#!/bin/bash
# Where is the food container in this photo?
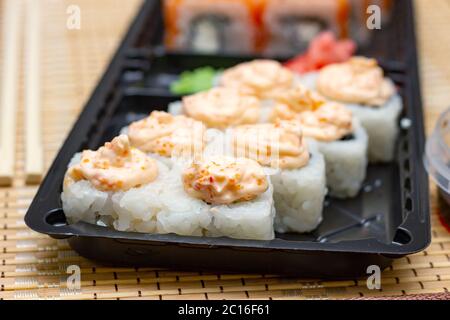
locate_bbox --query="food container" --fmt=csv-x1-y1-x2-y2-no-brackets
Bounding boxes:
25,0,431,278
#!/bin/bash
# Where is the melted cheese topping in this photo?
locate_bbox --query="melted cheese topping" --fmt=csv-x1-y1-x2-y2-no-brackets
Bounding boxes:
231,120,310,169
270,83,326,112
128,111,206,158
183,156,268,205
297,102,353,142
66,135,158,191
220,60,294,99
317,56,396,107
269,85,354,142
182,87,260,129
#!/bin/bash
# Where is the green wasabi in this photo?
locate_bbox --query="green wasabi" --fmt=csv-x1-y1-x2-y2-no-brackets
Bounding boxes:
170,67,219,95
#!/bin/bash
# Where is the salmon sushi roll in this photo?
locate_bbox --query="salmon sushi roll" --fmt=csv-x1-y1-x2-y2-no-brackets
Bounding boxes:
164,0,263,54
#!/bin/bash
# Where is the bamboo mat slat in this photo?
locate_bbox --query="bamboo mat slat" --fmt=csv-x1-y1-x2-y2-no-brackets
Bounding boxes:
23,0,44,184
0,0,450,300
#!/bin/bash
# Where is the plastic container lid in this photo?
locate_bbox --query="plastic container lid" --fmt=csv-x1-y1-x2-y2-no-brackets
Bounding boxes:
424,107,450,195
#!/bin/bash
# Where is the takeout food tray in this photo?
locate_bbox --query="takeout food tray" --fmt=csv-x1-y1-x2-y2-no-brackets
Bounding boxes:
25,0,430,277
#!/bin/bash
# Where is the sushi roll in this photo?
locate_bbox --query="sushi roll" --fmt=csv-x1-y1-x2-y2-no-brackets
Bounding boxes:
228,120,326,233
219,60,295,101
61,135,179,233
125,111,207,167
164,0,262,54
182,156,275,240
168,87,265,128
301,57,402,162
270,88,368,198
261,0,350,56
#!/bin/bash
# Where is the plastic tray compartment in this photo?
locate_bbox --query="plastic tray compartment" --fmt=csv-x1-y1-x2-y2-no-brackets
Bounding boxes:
25,0,430,278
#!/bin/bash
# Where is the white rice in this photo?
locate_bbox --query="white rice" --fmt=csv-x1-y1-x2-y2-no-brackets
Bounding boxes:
271,140,326,233
346,95,402,162
168,101,183,116
295,72,319,91
298,71,402,162
206,183,275,240
61,179,112,225
155,165,211,237
212,72,223,87
314,119,368,198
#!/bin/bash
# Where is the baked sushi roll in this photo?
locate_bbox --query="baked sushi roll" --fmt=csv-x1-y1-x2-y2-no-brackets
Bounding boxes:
181,156,275,240
124,111,207,167
270,91,368,198
168,87,265,128
261,0,350,56
164,0,261,54
302,57,402,162
61,135,177,232
229,120,326,233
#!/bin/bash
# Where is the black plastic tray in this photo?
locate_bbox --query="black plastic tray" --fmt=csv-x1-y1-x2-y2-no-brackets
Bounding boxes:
25,0,431,278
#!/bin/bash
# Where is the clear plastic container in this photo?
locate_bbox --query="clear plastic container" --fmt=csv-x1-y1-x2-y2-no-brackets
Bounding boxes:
424,107,450,204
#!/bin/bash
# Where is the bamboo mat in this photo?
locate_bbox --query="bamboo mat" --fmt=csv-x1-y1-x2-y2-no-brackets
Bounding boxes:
0,0,450,300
